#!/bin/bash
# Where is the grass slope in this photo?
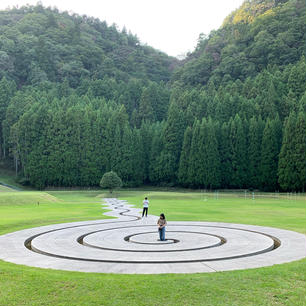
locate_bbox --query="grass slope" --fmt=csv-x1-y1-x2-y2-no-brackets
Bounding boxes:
0,191,111,235
0,190,305,306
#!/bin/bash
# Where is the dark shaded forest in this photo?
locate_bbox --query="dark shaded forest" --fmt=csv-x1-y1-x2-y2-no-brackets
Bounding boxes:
0,0,305,191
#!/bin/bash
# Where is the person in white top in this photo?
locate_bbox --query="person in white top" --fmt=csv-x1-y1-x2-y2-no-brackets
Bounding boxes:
142,197,149,217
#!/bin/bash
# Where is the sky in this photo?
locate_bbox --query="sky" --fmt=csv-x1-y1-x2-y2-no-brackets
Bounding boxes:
0,0,243,57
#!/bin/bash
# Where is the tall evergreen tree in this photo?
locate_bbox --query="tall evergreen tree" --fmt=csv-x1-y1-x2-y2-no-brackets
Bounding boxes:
178,126,192,186
258,79,278,119
217,122,232,188
247,116,264,189
119,124,134,185
299,91,306,113
0,77,16,157
287,57,306,100
200,118,221,188
138,87,155,123
278,112,297,191
215,93,233,123
130,128,145,185
139,121,153,182
187,120,201,187
229,114,248,188
159,99,186,183
278,111,306,191
294,110,306,191
260,117,282,191
148,122,164,184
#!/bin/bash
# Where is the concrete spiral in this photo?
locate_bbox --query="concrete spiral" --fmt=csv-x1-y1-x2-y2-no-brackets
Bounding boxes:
0,198,305,274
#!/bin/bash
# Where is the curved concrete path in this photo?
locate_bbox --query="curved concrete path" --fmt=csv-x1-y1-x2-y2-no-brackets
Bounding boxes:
0,198,305,274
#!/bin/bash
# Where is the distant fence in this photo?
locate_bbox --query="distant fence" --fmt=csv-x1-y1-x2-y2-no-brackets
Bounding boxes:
199,190,306,201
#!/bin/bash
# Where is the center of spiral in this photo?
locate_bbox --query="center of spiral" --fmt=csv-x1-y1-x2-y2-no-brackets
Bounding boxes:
124,232,180,244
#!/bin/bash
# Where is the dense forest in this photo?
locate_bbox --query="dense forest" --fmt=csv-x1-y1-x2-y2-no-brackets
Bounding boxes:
0,0,305,191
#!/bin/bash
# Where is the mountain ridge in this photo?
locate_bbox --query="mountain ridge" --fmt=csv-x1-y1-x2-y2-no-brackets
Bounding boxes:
0,3,178,87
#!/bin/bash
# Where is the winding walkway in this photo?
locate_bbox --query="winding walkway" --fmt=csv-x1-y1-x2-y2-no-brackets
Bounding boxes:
0,198,305,274
0,181,22,191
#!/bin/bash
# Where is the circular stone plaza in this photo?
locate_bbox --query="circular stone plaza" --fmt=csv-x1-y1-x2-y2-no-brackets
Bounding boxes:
0,198,305,274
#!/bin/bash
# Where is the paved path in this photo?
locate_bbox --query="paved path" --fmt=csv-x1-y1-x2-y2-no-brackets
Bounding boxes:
0,198,305,274
0,181,22,191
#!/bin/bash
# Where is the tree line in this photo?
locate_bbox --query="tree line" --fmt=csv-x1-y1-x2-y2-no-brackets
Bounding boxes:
1,58,305,191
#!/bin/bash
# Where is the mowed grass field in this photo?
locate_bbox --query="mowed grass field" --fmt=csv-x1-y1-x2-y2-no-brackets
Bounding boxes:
0,189,305,306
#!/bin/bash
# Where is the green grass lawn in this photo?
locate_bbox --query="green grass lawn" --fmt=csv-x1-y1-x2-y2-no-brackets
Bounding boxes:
0,190,305,306
119,190,306,234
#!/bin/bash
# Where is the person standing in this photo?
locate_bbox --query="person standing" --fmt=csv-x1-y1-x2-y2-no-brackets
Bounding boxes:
157,213,167,241
142,197,149,217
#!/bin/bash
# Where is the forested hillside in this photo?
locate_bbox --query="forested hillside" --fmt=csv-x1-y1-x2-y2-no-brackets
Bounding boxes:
0,0,305,191
0,4,177,85
173,0,305,86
